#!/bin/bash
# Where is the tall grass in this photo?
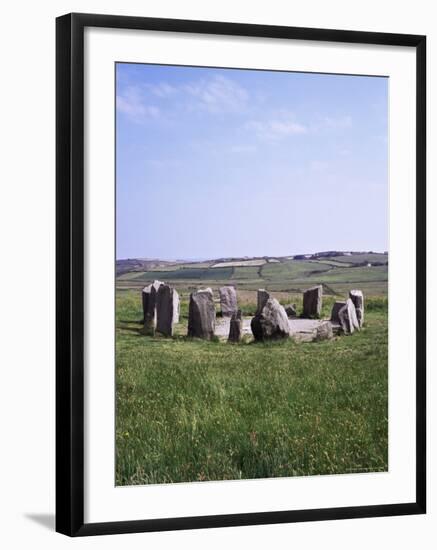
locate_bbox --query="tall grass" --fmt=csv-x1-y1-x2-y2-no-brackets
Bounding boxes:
116,291,388,485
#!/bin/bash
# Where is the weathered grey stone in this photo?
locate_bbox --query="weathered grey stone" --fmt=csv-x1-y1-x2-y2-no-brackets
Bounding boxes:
338,298,360,335
315,321,333,341
289,318,335,342
188,288,216,340
172,291,180,324
289,318,322,341
142,280,163,334
156,284,179,337
228,310,242,343
302,285,323,318
219,286,238,317
285,304,297,318
251,297,289,341
330,301,346,324
349,289,364,328
256,289,270,314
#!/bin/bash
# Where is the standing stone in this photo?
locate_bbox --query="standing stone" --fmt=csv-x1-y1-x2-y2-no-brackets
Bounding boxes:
315,321,334,341
251,297,289,341
285,304,297,318
338,298,360,335
330,301,346,324
256,289,270,314
172,291,180,324
156,284,180,337
228,310,243,343
188,288,216,339
219,286,238,317
142,280,163,335
349,289,364,328
302,285,323,318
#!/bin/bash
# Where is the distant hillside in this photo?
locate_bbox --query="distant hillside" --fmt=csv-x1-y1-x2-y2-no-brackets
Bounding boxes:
116,251,388,274
116,251,389,296
292,251,388,263
116,258,183,276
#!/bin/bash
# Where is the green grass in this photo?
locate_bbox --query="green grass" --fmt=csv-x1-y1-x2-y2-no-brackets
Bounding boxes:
307,259,353,267
116,290,388,485
232,266,262,280
117,255,388,296
128,266,233,281
261,259,332,280
293,265,388,284
331,253,388,265
149,261,214,271
323,281,388,297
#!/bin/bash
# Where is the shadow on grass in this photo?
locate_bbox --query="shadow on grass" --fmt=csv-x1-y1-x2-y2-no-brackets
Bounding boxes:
117,324,145,336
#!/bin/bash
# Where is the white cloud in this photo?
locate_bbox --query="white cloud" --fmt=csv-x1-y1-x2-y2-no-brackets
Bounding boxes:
146,82,178,98
118,75,250,120
116,86,160,122
184,74,249,114
245,111,353,141
246,115,308,141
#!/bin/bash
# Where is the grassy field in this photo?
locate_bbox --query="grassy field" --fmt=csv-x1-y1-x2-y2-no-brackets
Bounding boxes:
116,286,388,485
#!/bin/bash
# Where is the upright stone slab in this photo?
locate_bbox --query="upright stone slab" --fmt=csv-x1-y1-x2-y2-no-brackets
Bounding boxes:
188,288,216,340
256,289,270,314
349,289,364,328
156,284,179,337
172,291,180,324
251,297,289,341
142,280,163,334
228,310,242,343
302,285,323,318
330,301,346,324
338,298,360,335
219,286,238,317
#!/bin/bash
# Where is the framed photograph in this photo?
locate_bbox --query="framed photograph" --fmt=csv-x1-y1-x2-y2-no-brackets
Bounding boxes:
56,13,426,536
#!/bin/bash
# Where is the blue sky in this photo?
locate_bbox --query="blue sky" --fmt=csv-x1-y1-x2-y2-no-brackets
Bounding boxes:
116,63,388,260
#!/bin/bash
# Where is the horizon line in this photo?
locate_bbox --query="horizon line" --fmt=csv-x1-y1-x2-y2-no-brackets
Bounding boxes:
116,249,389,262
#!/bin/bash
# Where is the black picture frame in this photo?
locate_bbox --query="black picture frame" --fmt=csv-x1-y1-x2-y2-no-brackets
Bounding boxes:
56,12,426,537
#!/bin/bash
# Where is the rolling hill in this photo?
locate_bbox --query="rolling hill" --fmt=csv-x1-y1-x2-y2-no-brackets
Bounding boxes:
116,251,388,297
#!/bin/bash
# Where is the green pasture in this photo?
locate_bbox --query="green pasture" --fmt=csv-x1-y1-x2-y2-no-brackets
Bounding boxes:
116,289,388,486
116,254,388,297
